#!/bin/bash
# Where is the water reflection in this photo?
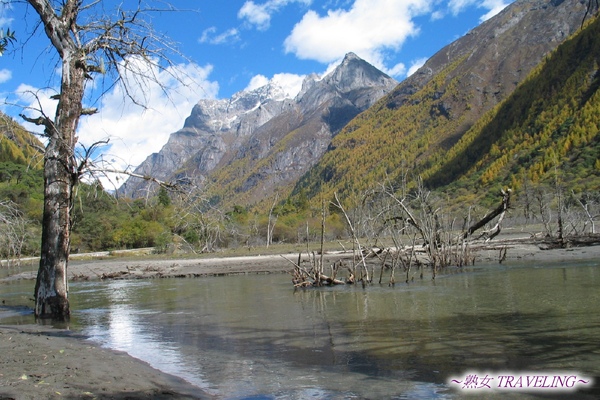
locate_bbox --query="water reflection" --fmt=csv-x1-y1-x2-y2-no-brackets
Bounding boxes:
1,261,599,398
75,280,216,394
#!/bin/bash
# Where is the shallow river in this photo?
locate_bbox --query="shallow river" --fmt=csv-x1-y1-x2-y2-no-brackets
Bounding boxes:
1,260,600,399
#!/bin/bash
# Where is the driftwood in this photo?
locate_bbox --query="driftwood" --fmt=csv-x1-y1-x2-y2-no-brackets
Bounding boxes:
286,254,347,287
289,187,514,288
463,189,511,240
333,193,370,283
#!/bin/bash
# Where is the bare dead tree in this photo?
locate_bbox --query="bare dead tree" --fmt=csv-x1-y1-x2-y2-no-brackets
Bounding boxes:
286,202,346,288
463,189,512,241
332,192,370,284
534,186,554,237
379,178,450,275
288,181,514,289
14,0,193,320
574,191,599,234
0,200,29,267
266,193,279,248
169,183,225,254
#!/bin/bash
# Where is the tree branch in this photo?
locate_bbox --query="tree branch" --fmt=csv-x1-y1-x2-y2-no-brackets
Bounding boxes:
86,167,177,190
81,107,98,116
27,0,77,57
19,113,48,126
463,189,512,240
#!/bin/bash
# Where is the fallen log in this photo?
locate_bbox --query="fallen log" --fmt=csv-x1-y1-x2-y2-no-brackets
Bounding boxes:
463,188,512,241
318,274,346,285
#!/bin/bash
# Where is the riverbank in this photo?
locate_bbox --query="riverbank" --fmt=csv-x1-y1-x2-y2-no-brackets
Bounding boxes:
3,234,600,282
0,325,211,400
1,234,599,399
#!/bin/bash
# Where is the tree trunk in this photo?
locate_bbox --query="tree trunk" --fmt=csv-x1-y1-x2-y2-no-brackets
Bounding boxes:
34,136,74,320
33,51,85,320
24,0,182,319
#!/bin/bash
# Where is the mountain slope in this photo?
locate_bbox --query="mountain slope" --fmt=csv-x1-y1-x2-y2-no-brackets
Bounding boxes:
118,81,294,198
0,112,43,166
424,13,600,196
120,53,397,205
292,0,589,204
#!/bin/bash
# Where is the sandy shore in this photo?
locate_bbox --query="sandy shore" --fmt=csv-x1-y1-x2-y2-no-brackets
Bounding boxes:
4,235,600,283
0,325,211,399
2,252,330,282
1,235,599,399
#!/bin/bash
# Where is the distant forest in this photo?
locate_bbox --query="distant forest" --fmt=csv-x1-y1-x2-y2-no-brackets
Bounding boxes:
2,14,600,260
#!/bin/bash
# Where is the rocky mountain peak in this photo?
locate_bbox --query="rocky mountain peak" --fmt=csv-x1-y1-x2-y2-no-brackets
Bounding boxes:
342,52,360,62
323,52,395,93
181,79,291,134
297,73,321,99
232,79,289,105
119,53,397,201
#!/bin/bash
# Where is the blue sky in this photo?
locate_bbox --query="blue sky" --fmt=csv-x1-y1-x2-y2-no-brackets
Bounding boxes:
0,0,512,188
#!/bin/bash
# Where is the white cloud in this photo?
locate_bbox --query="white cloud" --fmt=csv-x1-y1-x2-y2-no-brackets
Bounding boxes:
448,0,472,15
238,0,312,30
449,0,511,21
272,72,305,98
239,1,272,30
386,62,406,78
0,2,13,28
199,27,240,45
0,68,11,83
283,0,431,69
283,0,513,78
431,10,444,21
478,1,511,22
407,57,427,76
0,17,11,28
245,74,270,91
75,61,219,188
245,72,306,99
13,60,217,188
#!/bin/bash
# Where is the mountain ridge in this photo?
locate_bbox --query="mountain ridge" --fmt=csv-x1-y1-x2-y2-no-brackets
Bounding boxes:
120,0,593,212
119,53,397,203
291,0,591,204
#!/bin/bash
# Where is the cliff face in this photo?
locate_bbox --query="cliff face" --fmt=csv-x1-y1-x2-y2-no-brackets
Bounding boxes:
119,53,397,203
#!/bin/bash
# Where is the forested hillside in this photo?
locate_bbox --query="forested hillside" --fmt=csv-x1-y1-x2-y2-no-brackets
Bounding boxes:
292,11,600,208
424,15,600,197
0,114,43,165
0,114,176,257
3,5,599,257
0,114,44,260
0,112,298,255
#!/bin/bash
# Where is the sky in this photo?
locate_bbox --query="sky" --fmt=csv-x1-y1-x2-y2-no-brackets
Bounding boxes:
0,0,513,188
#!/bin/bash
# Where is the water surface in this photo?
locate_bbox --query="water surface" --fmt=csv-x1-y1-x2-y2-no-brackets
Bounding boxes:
1,260,599,399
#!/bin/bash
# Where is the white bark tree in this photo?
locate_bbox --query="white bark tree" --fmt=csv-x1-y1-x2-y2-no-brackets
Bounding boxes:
16,0,187,320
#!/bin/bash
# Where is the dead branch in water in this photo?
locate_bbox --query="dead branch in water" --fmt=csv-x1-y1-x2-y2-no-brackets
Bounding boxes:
285,254,346,287
288,184,514,288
